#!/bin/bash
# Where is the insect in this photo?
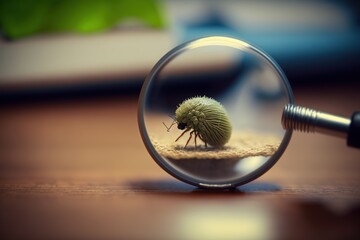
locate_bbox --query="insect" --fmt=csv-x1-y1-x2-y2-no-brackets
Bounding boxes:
163,96,232,148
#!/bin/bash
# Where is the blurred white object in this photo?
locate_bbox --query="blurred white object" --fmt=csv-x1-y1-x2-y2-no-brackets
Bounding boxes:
0,30,174,88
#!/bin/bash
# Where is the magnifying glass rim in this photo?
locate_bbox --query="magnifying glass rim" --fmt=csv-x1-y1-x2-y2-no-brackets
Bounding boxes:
138,36,294,189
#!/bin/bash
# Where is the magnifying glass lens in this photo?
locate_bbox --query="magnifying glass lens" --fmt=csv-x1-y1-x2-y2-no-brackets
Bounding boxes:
138,37,294,188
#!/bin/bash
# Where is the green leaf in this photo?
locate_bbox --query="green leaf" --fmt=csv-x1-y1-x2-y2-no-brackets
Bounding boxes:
46,0,116,32
0,0,166,39
0,0,52,39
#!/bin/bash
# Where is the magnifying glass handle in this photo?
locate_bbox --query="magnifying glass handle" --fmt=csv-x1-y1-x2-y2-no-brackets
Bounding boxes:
282,104,360,148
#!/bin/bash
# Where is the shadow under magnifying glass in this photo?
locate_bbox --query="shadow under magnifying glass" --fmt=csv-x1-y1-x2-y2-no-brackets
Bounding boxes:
127,179,281,194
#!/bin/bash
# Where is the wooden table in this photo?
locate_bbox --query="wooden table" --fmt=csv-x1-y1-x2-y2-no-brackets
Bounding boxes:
1,82,359,240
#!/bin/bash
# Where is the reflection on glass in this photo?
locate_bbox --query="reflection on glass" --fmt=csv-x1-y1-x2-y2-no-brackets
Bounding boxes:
139,37,293,188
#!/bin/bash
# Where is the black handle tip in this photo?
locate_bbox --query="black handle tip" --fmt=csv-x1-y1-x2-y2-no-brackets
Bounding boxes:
347,112,360,148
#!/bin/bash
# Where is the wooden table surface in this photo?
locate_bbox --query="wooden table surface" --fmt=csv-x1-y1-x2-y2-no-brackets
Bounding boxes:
1,82,360,240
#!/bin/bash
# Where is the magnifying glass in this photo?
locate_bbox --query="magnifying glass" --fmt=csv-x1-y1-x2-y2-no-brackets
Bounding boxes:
138,36,360,189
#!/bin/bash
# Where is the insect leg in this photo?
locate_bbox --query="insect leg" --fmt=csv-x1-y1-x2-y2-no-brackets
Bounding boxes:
175,128,191,142
185,130,194,148
198,134,208,148
194,132,198,148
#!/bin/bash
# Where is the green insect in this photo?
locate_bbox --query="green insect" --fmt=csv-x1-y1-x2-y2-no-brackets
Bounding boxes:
163,96,232,148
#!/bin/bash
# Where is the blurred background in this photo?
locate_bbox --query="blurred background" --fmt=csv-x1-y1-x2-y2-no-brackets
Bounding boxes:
1,1,360,239
0,0,360,103
0,0,360,239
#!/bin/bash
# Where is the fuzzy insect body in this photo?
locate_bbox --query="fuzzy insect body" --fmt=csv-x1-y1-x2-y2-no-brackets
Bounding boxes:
174,96,232,148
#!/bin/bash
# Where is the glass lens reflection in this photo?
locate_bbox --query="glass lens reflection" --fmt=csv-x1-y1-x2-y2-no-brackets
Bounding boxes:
139,37,292,187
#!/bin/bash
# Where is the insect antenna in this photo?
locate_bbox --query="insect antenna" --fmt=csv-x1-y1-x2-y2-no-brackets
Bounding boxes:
168,114,176,120
162,115,176,132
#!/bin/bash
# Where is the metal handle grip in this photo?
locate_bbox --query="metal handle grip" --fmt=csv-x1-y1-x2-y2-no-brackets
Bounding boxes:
282,104,360,148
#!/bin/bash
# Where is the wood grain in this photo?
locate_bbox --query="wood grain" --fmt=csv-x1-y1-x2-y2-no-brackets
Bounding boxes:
1,83,360,239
